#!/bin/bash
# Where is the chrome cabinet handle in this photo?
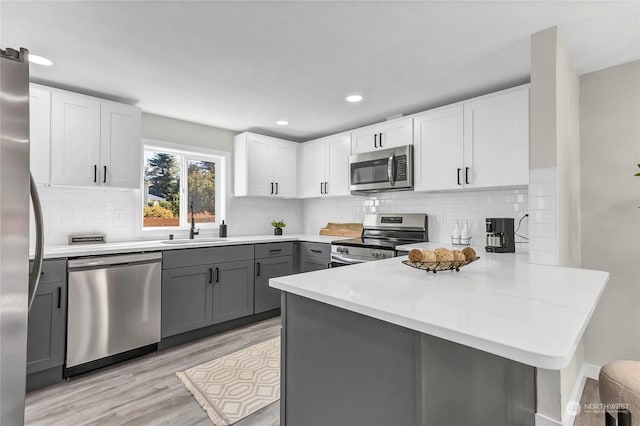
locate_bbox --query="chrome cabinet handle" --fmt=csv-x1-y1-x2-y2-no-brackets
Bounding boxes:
275,182,279,195
209,268,213,283
103,165,107,183
256,262,261,277
457,168,462,185
93,165,97,183
379,133,383,148
271,182,274,194
387,153,395,186
465,167,470,185
28,173,44,310
320,182,324,194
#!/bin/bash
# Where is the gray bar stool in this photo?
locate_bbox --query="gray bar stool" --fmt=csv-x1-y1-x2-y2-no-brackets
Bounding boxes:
599,360,640,426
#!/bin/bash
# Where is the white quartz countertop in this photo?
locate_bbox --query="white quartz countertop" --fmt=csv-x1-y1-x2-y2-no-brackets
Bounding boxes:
270,242,609,370
37,234,336,259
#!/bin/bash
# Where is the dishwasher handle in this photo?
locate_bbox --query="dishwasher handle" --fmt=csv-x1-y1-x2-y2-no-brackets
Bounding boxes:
68,252,162,270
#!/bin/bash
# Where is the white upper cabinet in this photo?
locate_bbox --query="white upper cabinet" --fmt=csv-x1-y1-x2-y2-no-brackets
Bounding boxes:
413,85,529,191
273,140,298,198
413,104,464,192
100,101,142,189
463,87,529,188
29,84,51,185
51,90,101,186
301,133,350,198
234,132,298,198
50,87,141,188
350,116,413,154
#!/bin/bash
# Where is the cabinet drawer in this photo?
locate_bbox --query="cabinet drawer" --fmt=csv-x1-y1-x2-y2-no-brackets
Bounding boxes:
300,242,330,259
163,245,254,269
255,242,293,259
30,259,67,285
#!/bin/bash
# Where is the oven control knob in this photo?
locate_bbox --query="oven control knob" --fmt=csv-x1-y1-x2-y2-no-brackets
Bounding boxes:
337,247,343,253
344,248,349,254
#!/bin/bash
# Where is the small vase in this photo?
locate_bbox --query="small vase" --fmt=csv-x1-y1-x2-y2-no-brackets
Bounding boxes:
274,227,283,235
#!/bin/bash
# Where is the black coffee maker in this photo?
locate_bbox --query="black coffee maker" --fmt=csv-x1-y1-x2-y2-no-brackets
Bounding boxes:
485,218,515,253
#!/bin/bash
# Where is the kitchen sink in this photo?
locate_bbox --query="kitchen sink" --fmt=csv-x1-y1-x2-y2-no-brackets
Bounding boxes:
160,238,228,245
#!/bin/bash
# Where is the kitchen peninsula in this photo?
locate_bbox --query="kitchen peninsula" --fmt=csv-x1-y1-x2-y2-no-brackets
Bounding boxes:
271,244,609,426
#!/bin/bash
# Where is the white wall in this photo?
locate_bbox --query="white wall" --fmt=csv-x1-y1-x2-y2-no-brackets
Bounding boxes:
303,188,528,244
581,60,640,366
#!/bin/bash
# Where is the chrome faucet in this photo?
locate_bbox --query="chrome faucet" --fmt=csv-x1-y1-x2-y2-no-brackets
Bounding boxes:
189,201,199,239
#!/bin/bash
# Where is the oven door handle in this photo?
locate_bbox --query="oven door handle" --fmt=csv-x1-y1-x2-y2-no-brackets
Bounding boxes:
388,152,395,186
331,255,367,265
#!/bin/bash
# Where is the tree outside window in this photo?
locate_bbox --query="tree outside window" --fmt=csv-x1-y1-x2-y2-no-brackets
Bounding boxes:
143,148,217,228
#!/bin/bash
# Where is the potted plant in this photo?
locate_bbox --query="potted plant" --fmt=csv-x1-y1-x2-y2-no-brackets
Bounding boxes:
271,219,286,235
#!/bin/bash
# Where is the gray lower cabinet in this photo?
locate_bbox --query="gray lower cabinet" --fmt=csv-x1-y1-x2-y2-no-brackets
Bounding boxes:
212,260,254,324
161,245,256,338
27,281,66,374
254,256,293,313
161,265,214,338
299,242,330,273
27,259,67,391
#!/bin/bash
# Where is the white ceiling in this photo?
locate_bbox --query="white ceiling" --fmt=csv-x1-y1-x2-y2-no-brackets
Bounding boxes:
1,1,639,141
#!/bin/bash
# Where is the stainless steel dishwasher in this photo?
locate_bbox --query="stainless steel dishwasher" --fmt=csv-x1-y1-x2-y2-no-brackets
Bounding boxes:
66,252,162,370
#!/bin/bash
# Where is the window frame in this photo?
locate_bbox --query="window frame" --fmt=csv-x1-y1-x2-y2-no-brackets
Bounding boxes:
140,139,227,234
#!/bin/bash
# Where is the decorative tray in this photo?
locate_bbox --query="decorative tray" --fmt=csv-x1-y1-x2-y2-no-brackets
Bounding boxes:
402,257,480,273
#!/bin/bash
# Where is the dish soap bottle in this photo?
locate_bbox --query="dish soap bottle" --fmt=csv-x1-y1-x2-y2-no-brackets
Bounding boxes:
219,220,227,238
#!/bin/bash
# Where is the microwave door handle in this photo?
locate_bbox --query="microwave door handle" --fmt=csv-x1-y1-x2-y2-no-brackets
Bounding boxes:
388,152,395,186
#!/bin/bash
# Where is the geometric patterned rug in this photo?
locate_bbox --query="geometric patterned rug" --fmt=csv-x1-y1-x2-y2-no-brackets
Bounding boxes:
176,337,281,426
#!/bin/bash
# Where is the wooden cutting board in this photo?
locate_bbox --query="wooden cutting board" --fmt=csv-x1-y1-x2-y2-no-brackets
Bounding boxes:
319,223,363,238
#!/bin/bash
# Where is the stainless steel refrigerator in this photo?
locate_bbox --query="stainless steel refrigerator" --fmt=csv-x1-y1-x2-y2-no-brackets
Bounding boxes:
0,47,45,425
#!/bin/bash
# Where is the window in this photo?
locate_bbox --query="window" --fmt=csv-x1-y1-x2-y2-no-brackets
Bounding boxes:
143,144,224,229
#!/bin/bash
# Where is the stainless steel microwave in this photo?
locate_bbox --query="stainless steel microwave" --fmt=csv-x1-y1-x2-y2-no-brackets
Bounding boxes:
349,145,413,194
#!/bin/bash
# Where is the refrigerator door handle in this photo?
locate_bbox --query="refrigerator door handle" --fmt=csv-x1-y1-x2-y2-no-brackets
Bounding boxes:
28,173,44,310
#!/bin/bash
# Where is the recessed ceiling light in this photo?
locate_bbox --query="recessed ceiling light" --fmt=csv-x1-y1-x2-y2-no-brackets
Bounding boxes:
28,54,53,66
346,95,363,103
276,120,289,126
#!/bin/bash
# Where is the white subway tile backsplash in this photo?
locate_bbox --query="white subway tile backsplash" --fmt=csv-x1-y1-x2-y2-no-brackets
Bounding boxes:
529,223,557,238
528,182,557,197
528,196,557,211
302,188,528,244
528,167,558,266
529,210,557,224
529,250,558,266
529,167,557,183
529,237,558,252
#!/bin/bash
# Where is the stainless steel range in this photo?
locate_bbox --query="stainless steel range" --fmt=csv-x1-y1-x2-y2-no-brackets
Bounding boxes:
331,213,428,266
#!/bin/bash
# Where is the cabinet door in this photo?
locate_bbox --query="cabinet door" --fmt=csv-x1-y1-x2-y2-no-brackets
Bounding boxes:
378,117,413,150
350,128,378,154
273,140,298,198
27,282,66,374
463,88,529,188
301,141,326,198
325,134,351,196
29,85,51,185
212,260,254,324
301,255,330,272
100,101,141,189
351,117,413,154
413,105,464,191
246,134,275,197
50,90,101,186
161,265,213,337
255,256,293,313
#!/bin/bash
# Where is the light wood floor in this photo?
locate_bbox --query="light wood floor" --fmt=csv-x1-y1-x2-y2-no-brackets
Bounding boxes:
25,317,281,426
575,378,604,426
